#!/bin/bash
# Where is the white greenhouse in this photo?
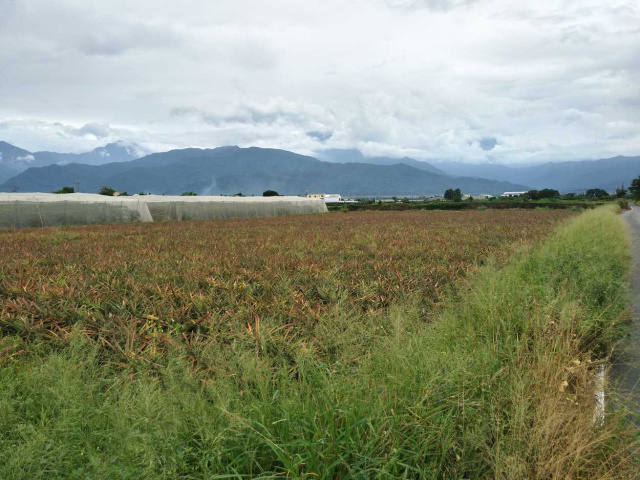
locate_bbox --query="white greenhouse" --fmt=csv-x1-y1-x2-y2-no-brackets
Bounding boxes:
0,193,154,229
141,195,327,222
0,193,328,229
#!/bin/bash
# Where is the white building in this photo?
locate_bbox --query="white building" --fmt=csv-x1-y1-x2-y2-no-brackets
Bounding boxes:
500,191,528,198
307,193,343,204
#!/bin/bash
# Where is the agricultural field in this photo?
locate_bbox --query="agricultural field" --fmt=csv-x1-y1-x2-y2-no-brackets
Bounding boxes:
1,210,571,364
1,208,636,478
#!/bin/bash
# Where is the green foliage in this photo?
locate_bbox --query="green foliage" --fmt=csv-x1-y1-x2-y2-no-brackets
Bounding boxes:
630,175,640,200
262,190,279,197
618,198,630,210
52,186,75,194
98,186,116,196
585,188,609,198
525,188,560,200
444,188,462,202
180,191,197,196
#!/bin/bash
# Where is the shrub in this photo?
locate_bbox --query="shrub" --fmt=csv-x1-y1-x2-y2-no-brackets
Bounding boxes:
53,186,75,194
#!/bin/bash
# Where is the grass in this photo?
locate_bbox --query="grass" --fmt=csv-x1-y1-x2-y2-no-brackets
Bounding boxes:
1,208,637,478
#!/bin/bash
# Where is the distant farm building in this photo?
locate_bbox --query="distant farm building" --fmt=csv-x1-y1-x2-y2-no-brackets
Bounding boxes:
500,191,528,198
307,193,343,204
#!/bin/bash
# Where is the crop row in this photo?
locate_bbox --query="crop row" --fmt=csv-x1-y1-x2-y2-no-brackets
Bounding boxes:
1,210,574,369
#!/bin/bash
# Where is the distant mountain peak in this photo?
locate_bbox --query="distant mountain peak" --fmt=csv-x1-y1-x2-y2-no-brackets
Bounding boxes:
93,141,142,159
0,141,35,165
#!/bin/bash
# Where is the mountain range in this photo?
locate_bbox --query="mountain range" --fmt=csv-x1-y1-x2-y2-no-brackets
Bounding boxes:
1,141,639,196
434,157,640,192
318,149,640,193
0,144,526,196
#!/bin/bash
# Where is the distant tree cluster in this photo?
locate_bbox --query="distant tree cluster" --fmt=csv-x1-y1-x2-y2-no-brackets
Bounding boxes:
53,186,75,194
616,186,627,198
585,188,609,198
524,189,560,200
263,190,279,197
181,191,198,196
630,177,640,200
444,188,462,202
98,186,128,196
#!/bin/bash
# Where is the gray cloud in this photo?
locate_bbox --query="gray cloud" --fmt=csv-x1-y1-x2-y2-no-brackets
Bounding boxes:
307,131,333,142
77,25,179,56
381,0,478,11
171,99,334,129
0,0,638,163
479,138,498,151
66,123,114,138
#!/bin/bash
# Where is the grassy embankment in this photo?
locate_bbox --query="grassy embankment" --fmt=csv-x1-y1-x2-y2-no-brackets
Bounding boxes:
0,208,637,478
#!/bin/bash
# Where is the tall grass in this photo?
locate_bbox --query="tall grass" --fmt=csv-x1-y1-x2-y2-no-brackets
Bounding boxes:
0,207,637,478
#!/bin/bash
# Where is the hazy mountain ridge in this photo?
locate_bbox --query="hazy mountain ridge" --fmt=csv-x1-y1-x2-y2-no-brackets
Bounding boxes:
0,142,35,183
433,156,640,192
0,141,140,184
318,149,640,193
0,144,527,196
316,148,450,176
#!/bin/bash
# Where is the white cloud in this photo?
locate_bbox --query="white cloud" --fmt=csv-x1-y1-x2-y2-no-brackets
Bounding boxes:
0,0,638,163
66,123,114,139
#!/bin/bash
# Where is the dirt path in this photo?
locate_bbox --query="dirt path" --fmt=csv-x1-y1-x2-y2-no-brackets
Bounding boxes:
612,206,640,401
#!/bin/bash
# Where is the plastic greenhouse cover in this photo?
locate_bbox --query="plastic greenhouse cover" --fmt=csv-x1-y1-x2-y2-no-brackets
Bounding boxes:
140,195,328,222
0,193,327,229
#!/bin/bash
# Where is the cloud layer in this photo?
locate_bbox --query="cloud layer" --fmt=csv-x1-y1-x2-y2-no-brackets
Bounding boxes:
0,0,639,163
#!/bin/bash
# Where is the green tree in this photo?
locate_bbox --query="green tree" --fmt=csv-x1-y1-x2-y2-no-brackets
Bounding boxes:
99,186,116,196
263,190,279,197
53,186,75,194
585,188,609,199
444,188,462,202
630,176,640,200
181,191,198,196
616,187,627,198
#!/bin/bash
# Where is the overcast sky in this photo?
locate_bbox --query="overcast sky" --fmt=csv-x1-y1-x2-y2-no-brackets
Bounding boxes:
1,0,639,163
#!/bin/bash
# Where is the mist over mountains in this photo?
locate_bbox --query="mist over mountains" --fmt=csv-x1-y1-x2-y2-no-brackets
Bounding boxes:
1,141,639,196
